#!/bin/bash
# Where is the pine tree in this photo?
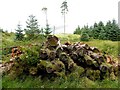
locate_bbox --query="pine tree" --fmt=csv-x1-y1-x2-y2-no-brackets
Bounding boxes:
92,21,104,39
44,24,52,35
74,25,81,34
104,20,119,41
61,0,68,34
98,28,106,40
24,15,40,39
15,23,24,40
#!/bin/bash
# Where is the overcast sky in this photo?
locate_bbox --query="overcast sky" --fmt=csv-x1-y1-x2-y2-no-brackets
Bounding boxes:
0,0,119,34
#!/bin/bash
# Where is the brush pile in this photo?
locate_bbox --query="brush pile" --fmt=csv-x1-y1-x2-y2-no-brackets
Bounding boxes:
1,35,119,81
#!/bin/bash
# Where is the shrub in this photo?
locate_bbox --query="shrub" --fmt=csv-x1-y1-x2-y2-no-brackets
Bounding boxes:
80,33,89,41
20,46,40,66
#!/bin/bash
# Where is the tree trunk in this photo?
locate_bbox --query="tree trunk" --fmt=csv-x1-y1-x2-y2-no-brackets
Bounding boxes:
64,13,65,35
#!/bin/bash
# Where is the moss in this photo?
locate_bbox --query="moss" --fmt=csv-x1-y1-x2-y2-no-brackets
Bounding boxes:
37,60,51,70
29,67,38,75
110,72,116,81
51,59,65,72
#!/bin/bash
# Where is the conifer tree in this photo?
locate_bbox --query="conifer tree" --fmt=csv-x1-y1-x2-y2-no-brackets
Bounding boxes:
15,23,24,40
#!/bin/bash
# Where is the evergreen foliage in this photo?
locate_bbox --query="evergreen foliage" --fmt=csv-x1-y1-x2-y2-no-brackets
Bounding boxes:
44,24,52,35
15,24,24,40
74,20,120,41
80,32,89,41
24,15,40,39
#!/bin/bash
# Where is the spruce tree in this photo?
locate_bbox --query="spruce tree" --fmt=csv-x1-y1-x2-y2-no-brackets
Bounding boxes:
74,25,81,34
15,23,24,40
24,15,40,39
44,24,52,35
109,20,120,41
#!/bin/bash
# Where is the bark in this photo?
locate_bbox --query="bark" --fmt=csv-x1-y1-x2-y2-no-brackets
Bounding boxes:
48,50,56,60
89,47,100,53
110,72,116,80
93,70,100,80
29,67,37,75
68,58,76,72
84,54,94,66
93,61,99,69
90,53,100,59
76,48,87,57
70,52,79,62
51,59,65,72
59,52,69,64
96,56,105,65
46,35,59,47
56,47,63,57
100,64,109,73
39,49,48,60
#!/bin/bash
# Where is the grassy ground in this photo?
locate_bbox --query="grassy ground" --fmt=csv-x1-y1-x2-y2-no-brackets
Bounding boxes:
1,33,119,88
2,75,119,88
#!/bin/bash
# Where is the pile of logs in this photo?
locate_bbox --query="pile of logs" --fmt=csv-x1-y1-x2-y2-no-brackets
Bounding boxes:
38,35,119,80
1,35,119,81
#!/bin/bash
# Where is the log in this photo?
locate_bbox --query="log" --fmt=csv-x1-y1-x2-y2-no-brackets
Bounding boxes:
87,51,93,56
62,46,71,54
76,48,87,57
29,67,37,75
70,52,79,63
78,58,85,65
54,71,66,78
37,60,51,71
68,58,77,72
39,49,48,60
84,54,94,66
46,35,59,47
76,66,85,76
89,47,100,53
113,65,118,76
100,63,109,73
59,52,69,64
80,43,90,50
86,69,95,80
96,56,105,65
93,61,99,69
51,59,65,72
108,66,114,73
46,63,55,73
101,70,110,79
67,45,74,52
90,53,100,59
86,69,94,76
93,70,100,80
64,41,71,46
56,47,63,58
48,50,56,60
110,72,116,80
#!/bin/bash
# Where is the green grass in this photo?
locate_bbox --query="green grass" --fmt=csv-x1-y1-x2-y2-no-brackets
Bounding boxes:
2,75,119,88
57,34,118,60
85,40,118,59
56,34,80,43
1,33,119,88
